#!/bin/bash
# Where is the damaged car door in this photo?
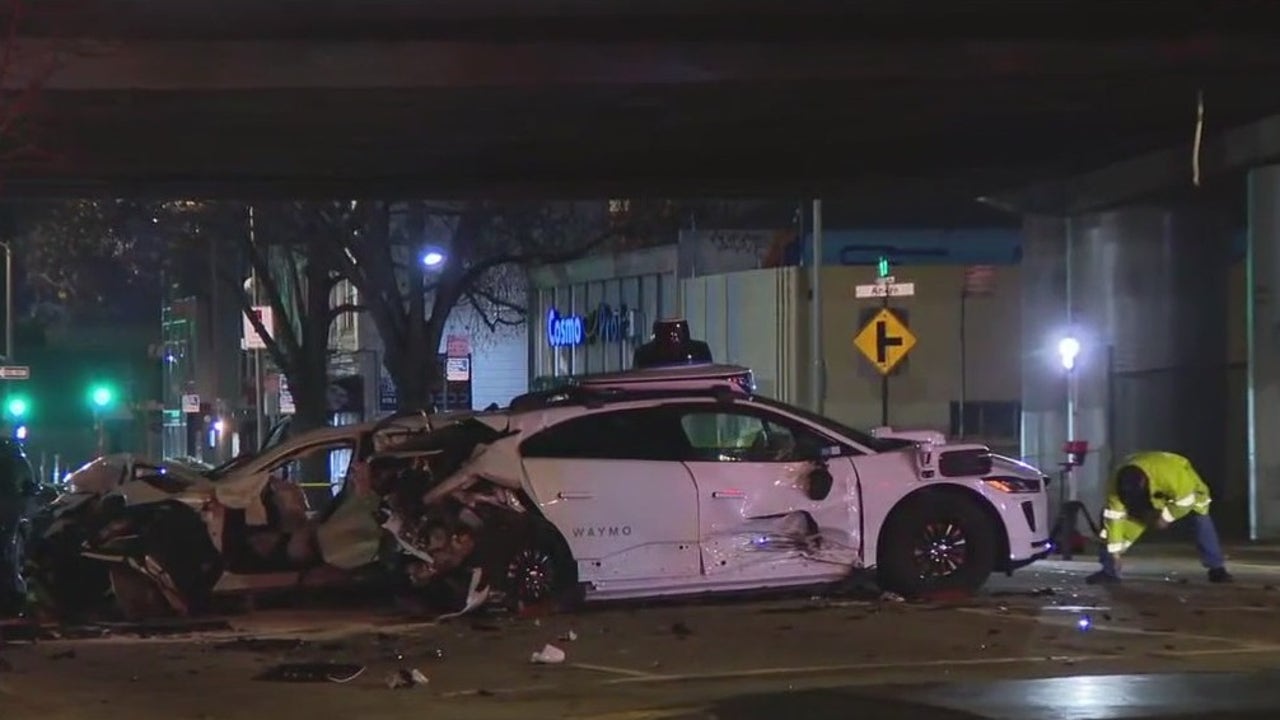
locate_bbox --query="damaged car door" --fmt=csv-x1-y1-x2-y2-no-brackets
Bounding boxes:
674,405,861,581
519,405,701,584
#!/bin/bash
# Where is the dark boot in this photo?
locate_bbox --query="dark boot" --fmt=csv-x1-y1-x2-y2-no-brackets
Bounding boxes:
1086,570,1121,585
1208,567,1234,584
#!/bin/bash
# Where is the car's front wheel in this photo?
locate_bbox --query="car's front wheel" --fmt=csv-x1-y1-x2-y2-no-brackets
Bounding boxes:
877,491,996,597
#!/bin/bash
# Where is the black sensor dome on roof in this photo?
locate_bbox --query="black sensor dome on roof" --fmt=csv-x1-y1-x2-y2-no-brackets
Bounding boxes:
633,319,713,369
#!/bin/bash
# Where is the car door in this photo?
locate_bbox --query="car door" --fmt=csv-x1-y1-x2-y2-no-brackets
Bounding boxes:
674,403,861,580
519,405,702,584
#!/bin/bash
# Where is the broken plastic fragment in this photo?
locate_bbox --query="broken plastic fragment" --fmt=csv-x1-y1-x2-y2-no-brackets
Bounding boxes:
559,630,578,642
530,644,566,664
879,591,905,603
385,667,430,689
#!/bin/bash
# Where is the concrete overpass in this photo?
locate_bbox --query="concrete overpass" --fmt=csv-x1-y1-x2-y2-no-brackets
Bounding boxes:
7,0,1280,204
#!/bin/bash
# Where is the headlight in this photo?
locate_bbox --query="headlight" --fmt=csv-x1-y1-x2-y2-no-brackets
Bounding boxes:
983,476,1043,494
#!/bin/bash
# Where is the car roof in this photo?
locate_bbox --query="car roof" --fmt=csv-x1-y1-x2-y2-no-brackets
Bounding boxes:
578,363,751,388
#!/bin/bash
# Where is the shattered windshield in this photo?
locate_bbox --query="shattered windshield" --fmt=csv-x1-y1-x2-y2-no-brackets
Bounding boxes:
205,418,294,479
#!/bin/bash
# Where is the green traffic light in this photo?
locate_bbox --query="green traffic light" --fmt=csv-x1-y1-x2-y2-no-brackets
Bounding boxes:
5,396,27,419
90,385,114,408
876,255,891,278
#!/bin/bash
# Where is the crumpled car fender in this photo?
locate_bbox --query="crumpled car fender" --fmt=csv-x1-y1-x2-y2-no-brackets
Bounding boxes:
422,438,525,506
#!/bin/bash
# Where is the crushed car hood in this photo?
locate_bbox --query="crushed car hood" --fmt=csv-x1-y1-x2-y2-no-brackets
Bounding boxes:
64,454,214,504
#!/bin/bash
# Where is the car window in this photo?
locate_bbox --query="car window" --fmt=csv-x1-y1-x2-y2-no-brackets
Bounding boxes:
677,409,830,463
270,442,356,495
520,407,687,461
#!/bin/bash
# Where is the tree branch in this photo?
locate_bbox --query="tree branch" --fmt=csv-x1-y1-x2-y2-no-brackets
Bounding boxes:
326,302,365,323
471,286,527,317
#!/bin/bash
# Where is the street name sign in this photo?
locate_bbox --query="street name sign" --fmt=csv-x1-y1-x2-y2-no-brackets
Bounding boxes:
855,282,916,299
0,365,30,380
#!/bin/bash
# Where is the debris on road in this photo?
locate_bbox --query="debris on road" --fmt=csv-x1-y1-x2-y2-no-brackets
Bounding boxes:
255,662,366,683
386,667,430,689
559,629,578,642
879,591,906,603
671,621,694,638
214,637,311,654
530,644,566,664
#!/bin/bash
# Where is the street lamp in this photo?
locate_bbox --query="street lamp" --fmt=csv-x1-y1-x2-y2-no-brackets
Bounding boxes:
421,248,446,268
1057,336,1081,372
0,241,11,364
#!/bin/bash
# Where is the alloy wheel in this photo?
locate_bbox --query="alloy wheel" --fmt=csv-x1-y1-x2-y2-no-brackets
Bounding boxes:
911,521,969,579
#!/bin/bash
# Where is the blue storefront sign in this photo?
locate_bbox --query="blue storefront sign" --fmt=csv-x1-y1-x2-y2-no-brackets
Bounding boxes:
547,307,586,347
547,303,637,348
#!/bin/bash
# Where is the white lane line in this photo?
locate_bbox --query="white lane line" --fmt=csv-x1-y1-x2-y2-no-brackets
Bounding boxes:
1147,645,1280,658
599,653,1119,685
958,606,1269,648
571,662,663,678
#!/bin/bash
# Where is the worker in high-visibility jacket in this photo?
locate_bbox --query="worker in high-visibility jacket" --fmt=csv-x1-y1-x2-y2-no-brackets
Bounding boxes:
1086,451,1232,585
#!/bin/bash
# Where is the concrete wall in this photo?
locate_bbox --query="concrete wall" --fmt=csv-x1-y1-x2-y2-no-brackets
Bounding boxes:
674,265,1022,449
821,265,1022,448
681,268,808,406
1226,260,1248,535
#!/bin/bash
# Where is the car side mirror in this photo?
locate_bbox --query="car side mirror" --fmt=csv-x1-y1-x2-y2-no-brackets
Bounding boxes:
806,465,834,501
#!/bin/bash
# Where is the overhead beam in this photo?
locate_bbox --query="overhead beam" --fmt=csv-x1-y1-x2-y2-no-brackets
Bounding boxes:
12,37,1280,91
26,0,1280,40
991,112,1280,215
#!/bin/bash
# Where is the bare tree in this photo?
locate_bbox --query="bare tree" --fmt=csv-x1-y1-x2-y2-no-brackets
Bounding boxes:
162,201,362,436
328,200,675,411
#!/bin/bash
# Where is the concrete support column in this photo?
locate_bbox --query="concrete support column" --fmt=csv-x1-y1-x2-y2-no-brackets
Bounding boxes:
1019,215,1069,476
1022,204,1231,532
1246,166,1280,539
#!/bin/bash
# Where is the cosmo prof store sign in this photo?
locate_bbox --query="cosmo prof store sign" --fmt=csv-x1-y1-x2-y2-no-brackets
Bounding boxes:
547,304,639,347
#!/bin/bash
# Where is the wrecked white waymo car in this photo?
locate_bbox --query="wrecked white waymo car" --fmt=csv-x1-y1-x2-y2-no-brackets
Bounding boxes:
25,361,1051,619
379,362,1053,610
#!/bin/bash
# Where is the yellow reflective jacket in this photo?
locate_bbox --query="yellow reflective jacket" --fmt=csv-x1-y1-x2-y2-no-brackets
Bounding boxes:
1100,451,1212,556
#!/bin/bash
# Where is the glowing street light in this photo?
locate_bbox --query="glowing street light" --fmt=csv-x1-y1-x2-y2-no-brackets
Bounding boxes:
1057,336,1081,371
421,249,446,268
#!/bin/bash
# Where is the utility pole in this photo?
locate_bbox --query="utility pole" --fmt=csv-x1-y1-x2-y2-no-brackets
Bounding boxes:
248,205,265,450
808,199,824,414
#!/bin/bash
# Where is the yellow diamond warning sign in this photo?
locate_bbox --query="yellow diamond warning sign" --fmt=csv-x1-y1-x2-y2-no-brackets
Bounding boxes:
853,308,916,375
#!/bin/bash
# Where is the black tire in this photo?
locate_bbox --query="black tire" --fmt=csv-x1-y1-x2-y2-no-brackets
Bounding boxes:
501,521,578,611
877,491,996,597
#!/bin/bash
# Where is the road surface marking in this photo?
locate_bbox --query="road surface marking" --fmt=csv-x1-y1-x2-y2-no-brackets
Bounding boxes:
958,607,1266,648
599,653,1119,685
1147,645,1280,658
571,662,664,678
571,708,704,720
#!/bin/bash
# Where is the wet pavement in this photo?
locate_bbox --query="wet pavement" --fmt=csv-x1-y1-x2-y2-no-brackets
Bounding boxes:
688,672,1280,719
4,551,1280,719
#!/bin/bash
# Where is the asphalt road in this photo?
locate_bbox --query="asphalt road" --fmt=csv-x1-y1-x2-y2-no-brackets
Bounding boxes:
5,554,1280,720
